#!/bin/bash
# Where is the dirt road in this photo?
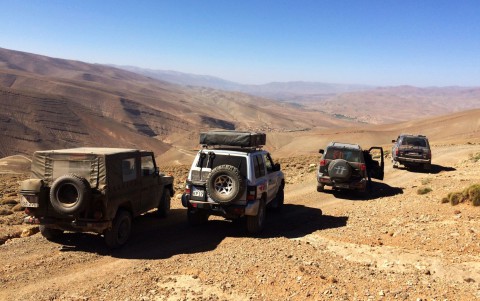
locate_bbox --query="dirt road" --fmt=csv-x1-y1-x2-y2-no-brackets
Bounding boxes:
1,144,480,300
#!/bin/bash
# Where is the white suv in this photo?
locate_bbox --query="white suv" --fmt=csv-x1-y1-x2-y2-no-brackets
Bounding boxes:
181,131,285,233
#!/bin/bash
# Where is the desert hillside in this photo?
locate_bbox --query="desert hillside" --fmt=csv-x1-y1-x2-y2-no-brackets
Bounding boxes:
0,47,353,158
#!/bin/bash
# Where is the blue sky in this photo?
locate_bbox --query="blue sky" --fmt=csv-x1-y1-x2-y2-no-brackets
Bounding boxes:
1,0,480,86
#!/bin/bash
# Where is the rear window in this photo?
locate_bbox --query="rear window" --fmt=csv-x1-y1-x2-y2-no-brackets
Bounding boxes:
196,153,247,178
52,160,92,180
324,148,362,163
402,137,427,147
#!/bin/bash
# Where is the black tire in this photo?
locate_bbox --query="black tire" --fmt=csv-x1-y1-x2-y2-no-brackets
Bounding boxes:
327,159,352,182
206,165,245,203
246,199,266,234
50,174,91,215
39,225,64,241
269,186,284,212
187,208,209,226
104,210,132,249
317,184,325,192
157,189,171,218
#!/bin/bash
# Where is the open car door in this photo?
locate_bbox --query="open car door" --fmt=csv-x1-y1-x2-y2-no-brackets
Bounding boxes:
368,147,384,180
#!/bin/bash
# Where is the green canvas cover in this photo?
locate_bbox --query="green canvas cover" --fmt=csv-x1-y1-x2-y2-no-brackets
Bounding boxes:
31,147,139,189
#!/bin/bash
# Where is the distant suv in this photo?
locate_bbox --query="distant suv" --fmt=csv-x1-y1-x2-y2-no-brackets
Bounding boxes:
392,134,431,170
317,142,384,193
181,131,285,233
20,147,174,248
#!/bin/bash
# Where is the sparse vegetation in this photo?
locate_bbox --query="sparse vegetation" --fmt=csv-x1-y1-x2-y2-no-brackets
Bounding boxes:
469,152,480,163
442,184,480,206
417,187,432,195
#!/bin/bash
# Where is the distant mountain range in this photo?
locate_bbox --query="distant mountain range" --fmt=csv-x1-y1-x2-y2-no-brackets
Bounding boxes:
114,65,373,100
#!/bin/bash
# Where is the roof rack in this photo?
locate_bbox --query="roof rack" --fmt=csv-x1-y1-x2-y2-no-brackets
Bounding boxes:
199,130,266,148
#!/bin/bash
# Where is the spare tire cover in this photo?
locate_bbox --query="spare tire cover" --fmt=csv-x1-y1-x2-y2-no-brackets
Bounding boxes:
50,174,91,215
327,159,352,182
206,165,245,203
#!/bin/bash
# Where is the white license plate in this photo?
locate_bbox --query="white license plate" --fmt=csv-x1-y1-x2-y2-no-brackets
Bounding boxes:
192,187,205,198
20,195,39,208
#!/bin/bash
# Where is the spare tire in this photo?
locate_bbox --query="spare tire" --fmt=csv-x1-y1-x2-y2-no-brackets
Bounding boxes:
50,174,91,215
328,159,352,183
206,165,245,203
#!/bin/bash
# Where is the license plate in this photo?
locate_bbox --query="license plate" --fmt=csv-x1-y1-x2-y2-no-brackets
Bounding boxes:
336,183,349,189
191,186,205,200
20,195,39,208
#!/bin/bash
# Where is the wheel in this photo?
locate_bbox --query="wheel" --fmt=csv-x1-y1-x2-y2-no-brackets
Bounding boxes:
39,225,64,241
206,165,245,203
50,174,91,215
316,184,325,192
104,210,132,249
187,208,209,226
246,199,266,234
327,159,352,182
269,186,284,211
157,189,171,218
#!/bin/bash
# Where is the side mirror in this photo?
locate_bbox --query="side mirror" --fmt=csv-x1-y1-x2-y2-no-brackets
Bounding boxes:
391,140,396,143
319,149,324,154
273,163,281,172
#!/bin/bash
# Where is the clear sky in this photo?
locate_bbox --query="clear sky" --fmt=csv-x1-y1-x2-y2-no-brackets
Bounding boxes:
1,0,479,86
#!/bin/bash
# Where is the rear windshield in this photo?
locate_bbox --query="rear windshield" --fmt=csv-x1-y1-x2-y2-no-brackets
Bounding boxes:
196,153,247,177
402,137,427,147
52,160,92,180
324,148,362,163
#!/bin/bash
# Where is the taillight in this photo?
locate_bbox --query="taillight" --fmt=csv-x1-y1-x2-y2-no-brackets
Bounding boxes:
395,149,399,156
247,186,256,201
320,159,326,166
359,163,366,171
185,184,191,195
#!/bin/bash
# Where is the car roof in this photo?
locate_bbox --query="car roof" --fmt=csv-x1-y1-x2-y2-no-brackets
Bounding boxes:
34,147,144,155
326,142,362,150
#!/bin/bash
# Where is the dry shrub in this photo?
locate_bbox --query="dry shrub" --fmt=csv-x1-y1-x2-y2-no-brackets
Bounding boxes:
441,197,449,204
449,192,463,206
417,187,432,195
0,208,13,216
466,184,480,206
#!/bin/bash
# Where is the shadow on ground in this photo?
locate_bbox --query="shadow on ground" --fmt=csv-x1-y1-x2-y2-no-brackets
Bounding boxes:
397,164,456,174
47,204,345,260
321,181,404,201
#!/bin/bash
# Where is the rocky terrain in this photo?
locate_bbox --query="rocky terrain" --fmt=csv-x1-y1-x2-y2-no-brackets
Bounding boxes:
1,143,480,300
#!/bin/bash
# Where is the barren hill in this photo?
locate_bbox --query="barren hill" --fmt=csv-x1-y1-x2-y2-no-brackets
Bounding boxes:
0,48,351,158
295,86,480,124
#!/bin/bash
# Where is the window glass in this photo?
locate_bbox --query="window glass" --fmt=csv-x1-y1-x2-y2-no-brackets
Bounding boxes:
324,148,361,162
196,153,247,178
253,155,261,178
257,155,266,177
402,137,427,147
141,155,155,176
52,160,91,180
122,158,137,182
263,154,273,173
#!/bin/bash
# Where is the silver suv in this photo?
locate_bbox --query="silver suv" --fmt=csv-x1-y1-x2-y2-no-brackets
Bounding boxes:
181,131,285,233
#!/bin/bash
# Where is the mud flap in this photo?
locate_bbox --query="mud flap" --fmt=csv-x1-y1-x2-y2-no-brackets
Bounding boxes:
245,200,260,216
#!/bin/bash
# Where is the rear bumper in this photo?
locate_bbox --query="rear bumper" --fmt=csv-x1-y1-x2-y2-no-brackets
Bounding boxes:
317,176,366,191
395,157,431,164
181,193,258,216
24,216,111,233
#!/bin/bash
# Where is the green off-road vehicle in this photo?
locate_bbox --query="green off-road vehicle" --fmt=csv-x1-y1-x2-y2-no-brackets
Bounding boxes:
20,147,174,248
